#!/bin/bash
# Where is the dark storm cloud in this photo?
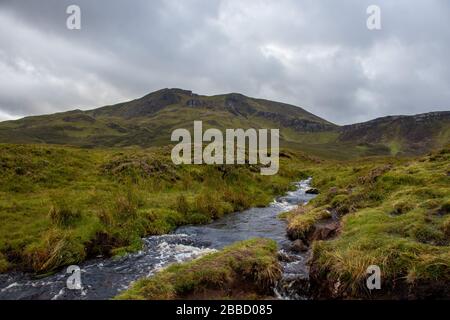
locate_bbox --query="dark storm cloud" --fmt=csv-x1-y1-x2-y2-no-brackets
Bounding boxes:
0,0,449,124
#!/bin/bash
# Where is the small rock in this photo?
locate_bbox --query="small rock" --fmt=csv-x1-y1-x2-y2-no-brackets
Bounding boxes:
278,251,295,262
291,239,308,253
305,188,319,195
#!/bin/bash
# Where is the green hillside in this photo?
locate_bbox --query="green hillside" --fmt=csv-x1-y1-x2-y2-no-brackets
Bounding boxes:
1,88,447,158
0,89,335,148
284,146,450,298
0,143,309,273
339,112,450,156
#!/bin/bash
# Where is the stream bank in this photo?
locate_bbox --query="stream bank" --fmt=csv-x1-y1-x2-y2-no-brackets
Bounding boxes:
0,179,316,300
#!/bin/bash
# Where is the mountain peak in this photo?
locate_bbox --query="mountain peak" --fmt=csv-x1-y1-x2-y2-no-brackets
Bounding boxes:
139,88,196,104
145,88,195,97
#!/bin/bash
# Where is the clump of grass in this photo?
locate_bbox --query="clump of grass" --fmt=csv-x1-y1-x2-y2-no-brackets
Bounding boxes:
194,193,232,219
223,188,251,211
286,205,331,240
0,254,9,273
24,229,86,273
174,194,190,215
442,217,450,236
114,195,138,220
391,198,415,215
102,153,179,182
330,194,350,211
96,207,113,227
409,222,446,245
48,200,82,227
113,187,143,222
143,208,184,235
116,238,281,300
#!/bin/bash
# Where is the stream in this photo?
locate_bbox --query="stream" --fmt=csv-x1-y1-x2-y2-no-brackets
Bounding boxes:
0,178,316,300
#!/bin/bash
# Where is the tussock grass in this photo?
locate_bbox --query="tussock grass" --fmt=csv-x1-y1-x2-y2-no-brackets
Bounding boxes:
174,194,189,216
292,147,450,298
442,217,450,236
116,238,281,300
0,253,8,273
0,144,305,273
2,141,448,299
48,200,82,227
24,228,86,273
286,205,331,240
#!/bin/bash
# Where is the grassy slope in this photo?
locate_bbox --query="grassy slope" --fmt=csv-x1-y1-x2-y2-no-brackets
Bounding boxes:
0,141,448,300
0,143,311,274
0,108,406,161
0,90,335,149
3,89,448,159
116,238,281,300
286,147,450,298
339,113,450,156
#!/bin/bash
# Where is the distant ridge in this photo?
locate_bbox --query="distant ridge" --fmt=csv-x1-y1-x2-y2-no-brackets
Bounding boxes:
339,111,450,155
0,88,448,158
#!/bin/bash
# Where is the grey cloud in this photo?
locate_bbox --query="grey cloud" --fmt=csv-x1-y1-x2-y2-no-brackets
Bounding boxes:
0,0,449,124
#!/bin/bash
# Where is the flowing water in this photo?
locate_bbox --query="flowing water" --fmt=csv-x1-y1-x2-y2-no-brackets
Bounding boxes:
0,178,316,300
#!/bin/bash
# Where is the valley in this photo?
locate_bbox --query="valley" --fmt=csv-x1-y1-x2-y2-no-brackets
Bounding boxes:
0,89,448,300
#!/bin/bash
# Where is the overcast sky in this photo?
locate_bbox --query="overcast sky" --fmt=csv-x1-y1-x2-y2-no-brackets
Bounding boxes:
0,0,449,124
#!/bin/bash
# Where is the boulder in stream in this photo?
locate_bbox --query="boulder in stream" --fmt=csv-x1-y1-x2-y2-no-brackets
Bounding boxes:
305,188,320,195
